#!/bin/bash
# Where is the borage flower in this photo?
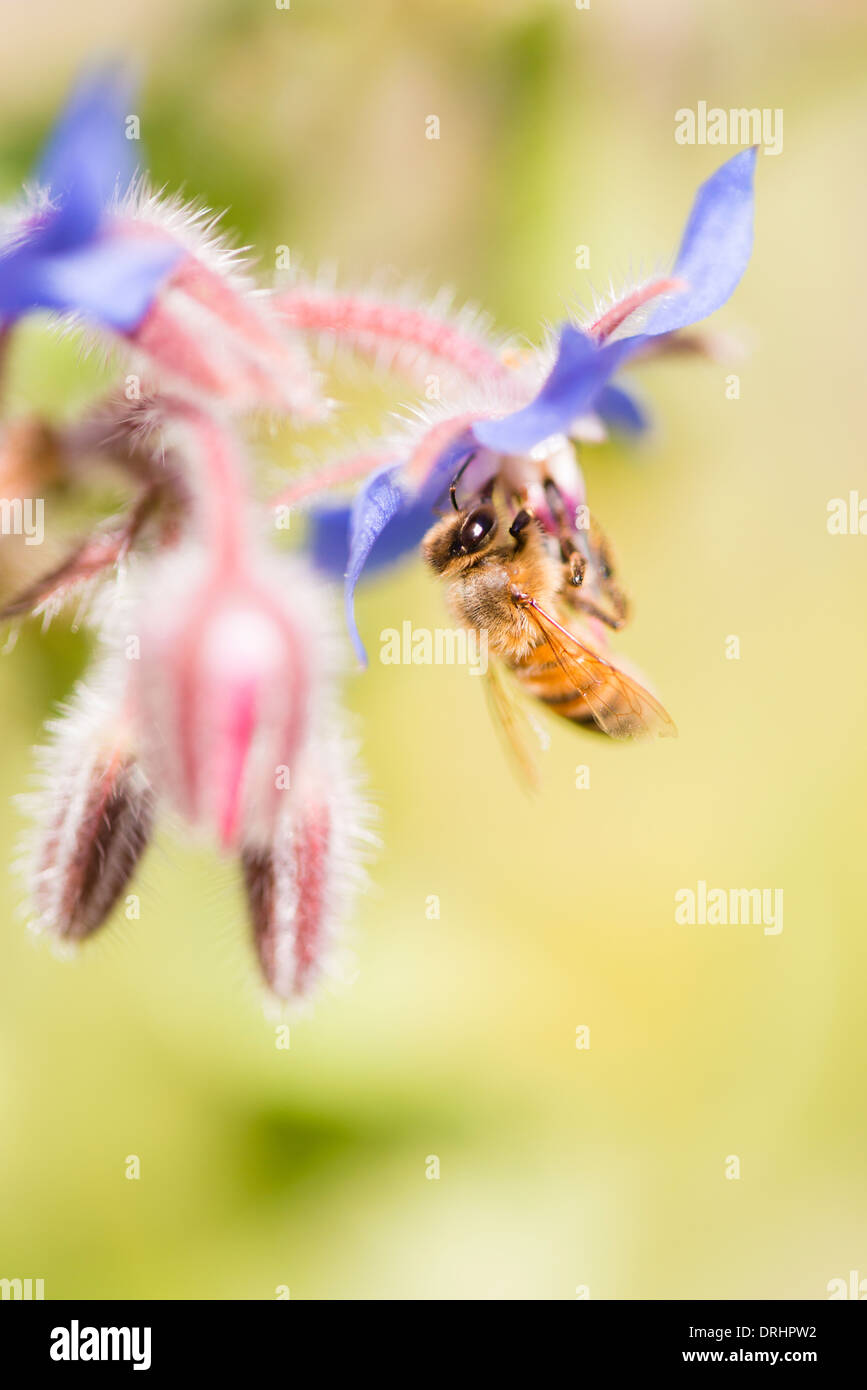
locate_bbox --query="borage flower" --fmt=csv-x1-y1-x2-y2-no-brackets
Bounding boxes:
0,69,324,418
286,148,756,662
1,72,372,1008
3,90,754,1006
0,69,181,334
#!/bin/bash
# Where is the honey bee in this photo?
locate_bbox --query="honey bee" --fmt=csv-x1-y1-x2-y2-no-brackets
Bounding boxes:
422,496,676,748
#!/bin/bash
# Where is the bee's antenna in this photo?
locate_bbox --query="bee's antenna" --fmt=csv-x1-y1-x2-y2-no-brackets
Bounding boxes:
449,451,478,512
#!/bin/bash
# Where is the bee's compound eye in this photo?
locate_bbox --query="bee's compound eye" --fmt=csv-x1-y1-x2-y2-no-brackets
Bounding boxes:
458,506,498,553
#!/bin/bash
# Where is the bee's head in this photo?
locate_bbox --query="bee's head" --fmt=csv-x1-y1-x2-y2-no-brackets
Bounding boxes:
422,504,500,574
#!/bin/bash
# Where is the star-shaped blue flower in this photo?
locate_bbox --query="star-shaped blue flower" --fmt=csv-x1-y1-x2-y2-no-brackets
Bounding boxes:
309,146,757,662
0,68,182,331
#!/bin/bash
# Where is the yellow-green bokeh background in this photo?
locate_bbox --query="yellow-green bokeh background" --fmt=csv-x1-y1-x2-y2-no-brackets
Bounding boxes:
0,0,865,1299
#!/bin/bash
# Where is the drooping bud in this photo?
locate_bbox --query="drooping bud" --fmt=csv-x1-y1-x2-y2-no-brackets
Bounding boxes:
241,731,376,1004
131,546,335,850
21,666,154,941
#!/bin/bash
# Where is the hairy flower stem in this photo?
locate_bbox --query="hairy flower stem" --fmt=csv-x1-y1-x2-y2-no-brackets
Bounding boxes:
271,450,396,513
163,399,247,576
274,288,510,385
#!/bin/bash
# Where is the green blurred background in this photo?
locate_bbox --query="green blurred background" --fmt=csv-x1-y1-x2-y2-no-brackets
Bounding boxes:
0,0,865,1300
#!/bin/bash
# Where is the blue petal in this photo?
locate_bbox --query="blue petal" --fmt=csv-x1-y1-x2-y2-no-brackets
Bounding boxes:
332,431,478,662
473,328,641,454
644,147,757,337
594,382,649,434
36,68,137,249
308,504,351,578
344,464,408,664
309,492,439,581
0,235,182,330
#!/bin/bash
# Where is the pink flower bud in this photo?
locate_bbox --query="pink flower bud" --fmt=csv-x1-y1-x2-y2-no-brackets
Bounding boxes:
20,667,154,941
241,733,376,1003
131,549,335,849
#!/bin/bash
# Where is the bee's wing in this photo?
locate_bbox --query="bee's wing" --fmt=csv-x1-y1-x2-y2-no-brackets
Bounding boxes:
520,595,677,740
483,660,542,791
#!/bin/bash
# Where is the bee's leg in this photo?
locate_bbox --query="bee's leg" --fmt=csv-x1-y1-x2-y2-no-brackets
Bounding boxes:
561,507,631,628
570,594,627,630
601,580,630,626
543,478,591,573
562,542,586,587
587,528,629,620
